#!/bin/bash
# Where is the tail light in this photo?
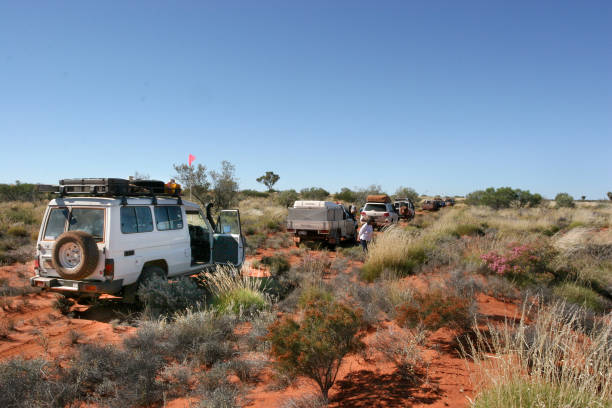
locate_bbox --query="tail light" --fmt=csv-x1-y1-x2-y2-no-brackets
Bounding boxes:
384,212,390,217
360,212,366,216
319,230,329,234
286,228,295,233
34,257,40,273
104,259,114,280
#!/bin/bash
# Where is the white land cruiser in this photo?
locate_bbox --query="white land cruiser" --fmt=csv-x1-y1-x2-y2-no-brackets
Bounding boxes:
30,178,244,299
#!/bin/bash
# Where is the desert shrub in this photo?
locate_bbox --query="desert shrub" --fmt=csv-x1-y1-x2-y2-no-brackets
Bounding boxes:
466,187,542,209
0,357,72,408
203,266,269,315
245,233,266,254
394,186,419,203
472,380,604,408
451,223,485,237
553,282,610,313
276,189,299,207
66,343,165,406
53,295,74,315
137,275,205,316
298,284,334,307
555,192,575,208
465,301,612,407
267,298,364,401
6,225,28,237
228,358,266,382
397,288,475,332
240,189,269,199
372,326,426,381
149,308,237,365
338,245,366,261
197,361,241,408
281,394,328,408
362,228,427,281
362,226,427,281
334,187,357,203
245,310,275,352
300,187,330,201
261,255,291,275
480,243,555,285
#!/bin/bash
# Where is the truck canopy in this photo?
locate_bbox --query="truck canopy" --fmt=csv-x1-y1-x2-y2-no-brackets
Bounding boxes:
287,206,344,221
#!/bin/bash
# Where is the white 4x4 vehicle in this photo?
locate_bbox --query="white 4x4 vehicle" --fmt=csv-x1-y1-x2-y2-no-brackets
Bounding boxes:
31,178,244,300
359,202,399,228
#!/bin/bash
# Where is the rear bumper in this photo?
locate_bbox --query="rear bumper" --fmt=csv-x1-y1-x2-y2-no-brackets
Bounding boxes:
30,276,124,294
293,233,336,244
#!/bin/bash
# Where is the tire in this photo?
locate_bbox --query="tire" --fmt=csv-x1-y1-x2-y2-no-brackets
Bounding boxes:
139,266,166,287
52,231,99,280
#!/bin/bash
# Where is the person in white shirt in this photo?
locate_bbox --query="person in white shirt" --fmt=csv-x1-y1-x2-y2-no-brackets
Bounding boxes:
358,218,375,252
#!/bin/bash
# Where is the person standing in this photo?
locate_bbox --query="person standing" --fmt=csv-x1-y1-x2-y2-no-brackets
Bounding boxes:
359,218,374,252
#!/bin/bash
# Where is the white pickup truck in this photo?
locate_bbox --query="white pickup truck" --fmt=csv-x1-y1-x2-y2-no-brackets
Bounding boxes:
286,201,357,247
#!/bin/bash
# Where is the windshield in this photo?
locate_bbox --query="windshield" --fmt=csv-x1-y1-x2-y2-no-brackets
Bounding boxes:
68,208,105,241
364,203,387,212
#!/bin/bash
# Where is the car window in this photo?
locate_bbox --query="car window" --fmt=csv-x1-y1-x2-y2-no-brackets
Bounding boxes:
217,211,240,234
121,206,154,233
155,206,184,231
68,208,105,241
44,208,69,240
364,203,387,212
186,211,210,233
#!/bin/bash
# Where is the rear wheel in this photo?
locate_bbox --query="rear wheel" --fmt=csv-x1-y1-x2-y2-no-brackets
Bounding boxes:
123,265,167,304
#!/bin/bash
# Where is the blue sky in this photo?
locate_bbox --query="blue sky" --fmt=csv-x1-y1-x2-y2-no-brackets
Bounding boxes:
0,1,610,199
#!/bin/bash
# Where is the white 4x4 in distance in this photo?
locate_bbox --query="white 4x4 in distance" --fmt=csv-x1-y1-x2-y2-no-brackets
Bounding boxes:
31,178,244,300
359,202,399,228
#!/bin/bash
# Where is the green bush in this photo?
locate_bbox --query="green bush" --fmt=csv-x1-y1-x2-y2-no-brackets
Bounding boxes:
267,298,364,401
214,287,268,315
555,192,575,208
553,282,609,313
466,187,542,209
261,255,291,275
334,187,357,203
276,189,299,207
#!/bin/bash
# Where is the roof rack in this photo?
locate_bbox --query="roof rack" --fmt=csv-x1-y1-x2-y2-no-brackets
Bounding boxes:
37,178,183,205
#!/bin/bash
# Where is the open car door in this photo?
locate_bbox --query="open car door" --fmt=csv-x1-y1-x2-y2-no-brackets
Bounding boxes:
212,210,245,266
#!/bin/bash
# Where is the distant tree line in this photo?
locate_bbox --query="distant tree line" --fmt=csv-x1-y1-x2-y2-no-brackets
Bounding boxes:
0,182,48,202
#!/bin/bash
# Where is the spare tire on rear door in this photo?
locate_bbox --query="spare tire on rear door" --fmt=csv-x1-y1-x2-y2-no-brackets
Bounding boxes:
52,231,100,280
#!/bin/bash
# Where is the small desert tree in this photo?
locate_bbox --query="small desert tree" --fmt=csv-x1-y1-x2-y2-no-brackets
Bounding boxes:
267,298,363,401
555,192,575,208
276,189,299,207
334,187,357,203
394,186,419,203
607,192,612,201
210,161,239,209
256,171,280,192
173,163,210,199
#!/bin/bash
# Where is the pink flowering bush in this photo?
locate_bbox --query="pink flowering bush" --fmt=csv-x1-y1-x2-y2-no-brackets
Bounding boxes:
481,243,552,278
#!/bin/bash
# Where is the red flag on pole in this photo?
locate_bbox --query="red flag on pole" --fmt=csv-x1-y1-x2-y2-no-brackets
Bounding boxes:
188,154,196,166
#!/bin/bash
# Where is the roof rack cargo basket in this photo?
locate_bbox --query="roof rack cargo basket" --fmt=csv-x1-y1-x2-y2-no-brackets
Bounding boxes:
132,180,166,195
59,178,130,196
